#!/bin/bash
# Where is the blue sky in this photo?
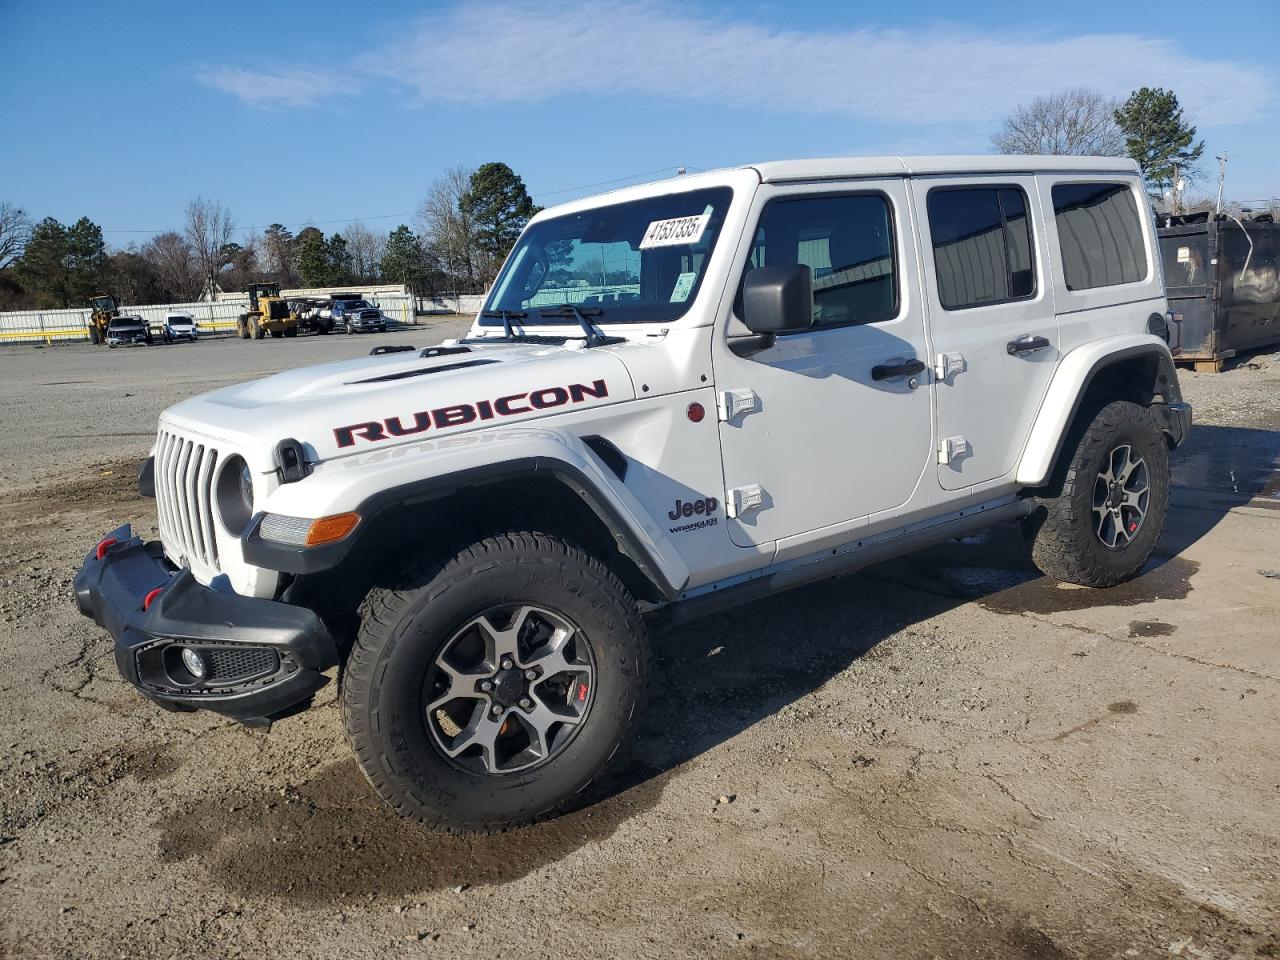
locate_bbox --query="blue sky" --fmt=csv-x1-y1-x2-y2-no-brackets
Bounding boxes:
2,0,1277,247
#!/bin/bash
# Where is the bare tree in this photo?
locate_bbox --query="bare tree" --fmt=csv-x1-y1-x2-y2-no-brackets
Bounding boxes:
0,202,32,270
992,88,1124,156
417,166,481,293
345,221,386,282
143,231,202,301
261,224,297,285
184,196,235,297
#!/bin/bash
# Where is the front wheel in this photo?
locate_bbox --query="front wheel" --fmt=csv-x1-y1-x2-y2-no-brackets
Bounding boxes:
1029,400,1170,587
342,532,647,834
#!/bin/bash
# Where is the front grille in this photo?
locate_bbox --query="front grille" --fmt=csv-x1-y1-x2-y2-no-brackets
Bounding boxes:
206,646,278,683
154,428,220,571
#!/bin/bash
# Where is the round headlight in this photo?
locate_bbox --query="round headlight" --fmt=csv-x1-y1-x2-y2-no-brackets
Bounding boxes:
216,455,255,535
239,460,254,513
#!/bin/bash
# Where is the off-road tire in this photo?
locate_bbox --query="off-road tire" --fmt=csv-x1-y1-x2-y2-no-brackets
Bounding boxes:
342,532,648,834
1029,400,1169,587
345,320,355,335
237,315,250,340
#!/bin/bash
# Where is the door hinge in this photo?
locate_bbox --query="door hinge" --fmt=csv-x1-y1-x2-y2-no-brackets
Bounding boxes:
726,484,765,518
935,351,965,381
938,436,971,465
717,388,759,423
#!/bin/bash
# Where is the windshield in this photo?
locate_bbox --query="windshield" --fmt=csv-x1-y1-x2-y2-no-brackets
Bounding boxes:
483,186,734,325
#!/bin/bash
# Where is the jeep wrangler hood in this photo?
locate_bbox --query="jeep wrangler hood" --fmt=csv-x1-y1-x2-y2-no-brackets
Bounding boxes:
159,343,637,465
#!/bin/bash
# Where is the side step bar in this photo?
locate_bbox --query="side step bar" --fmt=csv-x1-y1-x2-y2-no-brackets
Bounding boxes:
662,498,1036,626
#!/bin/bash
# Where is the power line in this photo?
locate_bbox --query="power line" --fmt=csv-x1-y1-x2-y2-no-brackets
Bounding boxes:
531,165,685,199
98,163,709,235
102,212,414,235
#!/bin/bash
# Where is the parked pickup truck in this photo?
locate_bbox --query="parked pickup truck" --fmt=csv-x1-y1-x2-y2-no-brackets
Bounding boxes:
331,299,387,335
74,155,1190,834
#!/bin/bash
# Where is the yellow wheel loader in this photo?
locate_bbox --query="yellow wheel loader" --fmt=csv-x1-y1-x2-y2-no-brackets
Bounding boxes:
87,294,120,345
237,283,298,340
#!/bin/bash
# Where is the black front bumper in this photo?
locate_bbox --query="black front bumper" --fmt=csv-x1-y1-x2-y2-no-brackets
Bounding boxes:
73,525,337,725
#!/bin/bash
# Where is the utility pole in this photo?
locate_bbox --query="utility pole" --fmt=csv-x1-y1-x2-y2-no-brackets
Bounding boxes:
1214,153,1229,215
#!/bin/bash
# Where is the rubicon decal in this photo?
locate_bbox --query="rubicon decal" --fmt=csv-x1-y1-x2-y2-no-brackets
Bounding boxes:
333,379,610,448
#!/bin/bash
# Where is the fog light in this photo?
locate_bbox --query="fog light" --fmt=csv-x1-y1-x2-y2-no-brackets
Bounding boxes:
180,647,207,679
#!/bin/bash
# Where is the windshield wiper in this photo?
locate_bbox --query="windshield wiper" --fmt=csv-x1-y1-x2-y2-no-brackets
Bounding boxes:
537,305,624,347
480,309,528,338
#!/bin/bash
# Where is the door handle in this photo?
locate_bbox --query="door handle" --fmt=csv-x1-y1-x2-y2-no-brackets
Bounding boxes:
1007,334,1051,355
871,358,926,381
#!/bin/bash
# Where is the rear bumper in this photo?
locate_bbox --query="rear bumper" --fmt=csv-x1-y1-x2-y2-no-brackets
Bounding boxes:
73,524,337,725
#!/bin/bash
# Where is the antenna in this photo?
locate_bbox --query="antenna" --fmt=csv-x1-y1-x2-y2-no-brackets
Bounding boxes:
1215,153,1229,215
677,163,686,176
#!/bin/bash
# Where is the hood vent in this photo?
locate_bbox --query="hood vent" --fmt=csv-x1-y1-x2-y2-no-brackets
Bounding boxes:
349,358,498,385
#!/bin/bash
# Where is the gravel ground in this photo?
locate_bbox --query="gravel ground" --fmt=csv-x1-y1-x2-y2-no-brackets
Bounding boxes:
1,332,1278,960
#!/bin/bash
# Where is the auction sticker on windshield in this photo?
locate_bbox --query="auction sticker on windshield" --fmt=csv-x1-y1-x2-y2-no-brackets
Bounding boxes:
640,211,711,249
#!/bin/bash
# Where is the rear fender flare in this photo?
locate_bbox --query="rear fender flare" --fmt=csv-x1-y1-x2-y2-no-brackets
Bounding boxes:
1017,335,1182,488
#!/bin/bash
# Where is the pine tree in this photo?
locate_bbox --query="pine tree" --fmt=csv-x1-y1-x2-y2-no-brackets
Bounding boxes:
297,228,329,287
1114,87,1205,198
460,163,539,280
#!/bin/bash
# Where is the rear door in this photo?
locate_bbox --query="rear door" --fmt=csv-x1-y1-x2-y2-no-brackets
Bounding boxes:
910,176,1058,490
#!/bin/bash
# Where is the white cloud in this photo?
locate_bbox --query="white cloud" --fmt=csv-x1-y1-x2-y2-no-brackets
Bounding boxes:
194,66,355,108
363,1,1274,126
201,2,1276,127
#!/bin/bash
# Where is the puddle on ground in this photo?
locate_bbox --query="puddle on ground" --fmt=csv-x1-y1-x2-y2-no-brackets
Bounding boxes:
154,757,667,903
878,522,1199,616
1171,425,1280,506
978,556,1198,615
1128,620,1177,638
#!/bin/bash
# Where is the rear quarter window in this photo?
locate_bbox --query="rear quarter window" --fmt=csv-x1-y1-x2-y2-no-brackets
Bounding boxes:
1051,182,1148,291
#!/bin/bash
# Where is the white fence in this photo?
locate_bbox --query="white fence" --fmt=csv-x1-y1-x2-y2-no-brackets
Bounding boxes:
416,287,647,317
0,290,417,344
419,294,486,315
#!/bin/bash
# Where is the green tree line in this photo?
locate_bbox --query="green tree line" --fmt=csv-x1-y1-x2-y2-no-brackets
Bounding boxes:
0,161,540,310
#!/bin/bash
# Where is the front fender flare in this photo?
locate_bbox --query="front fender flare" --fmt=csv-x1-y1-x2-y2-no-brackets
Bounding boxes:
242,427,691,601
1016,335,1182,488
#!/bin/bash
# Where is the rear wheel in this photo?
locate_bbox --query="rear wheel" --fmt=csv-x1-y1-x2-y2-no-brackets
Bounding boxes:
1029,400,1170,587
345,320,355,335
342,532,647,834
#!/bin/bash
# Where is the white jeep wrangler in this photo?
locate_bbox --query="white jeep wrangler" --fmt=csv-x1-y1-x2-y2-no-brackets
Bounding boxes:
75,155,1191,833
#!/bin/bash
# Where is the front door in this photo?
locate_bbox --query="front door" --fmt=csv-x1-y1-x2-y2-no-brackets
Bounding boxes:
712,178,934,549
910,176,1059,490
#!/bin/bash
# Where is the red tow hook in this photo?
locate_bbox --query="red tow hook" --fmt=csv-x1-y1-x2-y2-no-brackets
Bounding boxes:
142,587,164,611
95,537,119,560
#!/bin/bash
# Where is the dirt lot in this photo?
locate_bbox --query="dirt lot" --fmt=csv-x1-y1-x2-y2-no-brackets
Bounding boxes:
1,330,1278,960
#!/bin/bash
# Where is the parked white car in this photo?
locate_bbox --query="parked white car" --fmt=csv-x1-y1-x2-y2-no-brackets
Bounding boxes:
162,313,198,343
75,155,1190,834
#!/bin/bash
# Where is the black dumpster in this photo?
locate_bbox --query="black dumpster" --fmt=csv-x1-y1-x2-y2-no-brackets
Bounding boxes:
1158,215,1280,371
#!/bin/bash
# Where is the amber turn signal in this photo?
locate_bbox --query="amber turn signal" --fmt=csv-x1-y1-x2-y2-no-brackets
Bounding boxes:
305,512,360,546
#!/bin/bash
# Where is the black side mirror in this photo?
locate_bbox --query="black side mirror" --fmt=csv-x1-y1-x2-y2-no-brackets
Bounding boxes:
741,265,813,334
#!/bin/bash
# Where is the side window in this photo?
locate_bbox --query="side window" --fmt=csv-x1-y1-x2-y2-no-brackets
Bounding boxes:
743,194,897,328
1052,182,1147,290
926,186,1037,310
